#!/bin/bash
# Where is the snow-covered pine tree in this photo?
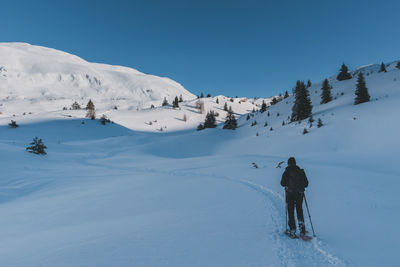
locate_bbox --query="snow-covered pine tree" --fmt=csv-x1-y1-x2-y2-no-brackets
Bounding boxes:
85,99,96,119
354,72,370,105
284,91,289,98
223,102,228,111
162,97,169,106
337,63,352,81
204,111,217,128
172,96,179,108
9,120,19,128
320,78,333,104
260,100,267,113
291,80,313,122
26,137,47,155
379,62,387,72
100,115,111,125
223,109,237,130
317,118,323,128
71,101,81,110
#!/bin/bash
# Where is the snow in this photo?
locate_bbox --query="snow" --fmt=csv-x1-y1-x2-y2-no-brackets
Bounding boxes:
0,43,399,266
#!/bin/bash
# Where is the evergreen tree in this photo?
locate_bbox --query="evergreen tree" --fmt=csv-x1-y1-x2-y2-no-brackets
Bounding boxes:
162,97,169,106
172,96,179,108
308,115,314,127
267,111,270,117
246,114,251,120
282,121,285,126
303,128,308,135
252,107,255,113
204,111,217,128
179,94,183,102
197,123,204,131
396,62,400,69
271,97,278,105
260,100,267,113
223,102,228,111
317,118,323,128
100,115,111,125
291,80,313,122
216,98,219,104
71,101,81,110
200,92,204,98
264,121,268,127
379,62,387,72
223,109,237,130
85,99,96,119
206,93,211,98
320,78,333,104
270,127,273,131
8,120,19,128
354,72,370,105
337,64,352,81
284,91,289,98
26,137,47,155
306,80,312,88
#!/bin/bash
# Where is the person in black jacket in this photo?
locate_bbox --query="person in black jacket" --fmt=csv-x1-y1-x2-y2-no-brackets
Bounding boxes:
281,157,309,236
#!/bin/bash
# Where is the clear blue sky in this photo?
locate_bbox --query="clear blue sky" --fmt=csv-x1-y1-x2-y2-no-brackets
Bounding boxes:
1,0,399,97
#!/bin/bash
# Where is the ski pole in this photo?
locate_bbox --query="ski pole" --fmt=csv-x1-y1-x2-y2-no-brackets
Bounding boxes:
303,192,316,237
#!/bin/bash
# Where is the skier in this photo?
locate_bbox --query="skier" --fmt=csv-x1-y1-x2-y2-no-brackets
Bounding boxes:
281,157,309,238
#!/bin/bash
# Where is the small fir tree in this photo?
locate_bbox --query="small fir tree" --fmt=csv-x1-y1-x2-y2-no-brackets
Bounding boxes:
246,114,251,120
200,92,204,98
270,127,273,131
224,102,228,111
172,96,179,108
264,121,268,127
306,80,312,88
100,115,111,125
206,93,211,98
320,78,333,104
379,62,387,72
284,91,289,98
303,128,309,135
317,118,323,128
71,101,81,110
162,97,169,106
204,111,217,128
197,123,204,131
223,109,237,130
396,62,400,69
282,121,285,126
267,111,270,117
260,100,267,113
9,120,19,128
354,72,370,105
271,97,278,105
308,115,314,127
26,137,47,155
337,64,352,81
216,98,219,104
179,94,183,102
85,99,96,119
252,107,256,113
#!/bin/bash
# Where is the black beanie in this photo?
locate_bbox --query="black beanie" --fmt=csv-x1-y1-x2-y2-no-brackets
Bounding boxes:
288,157,296,166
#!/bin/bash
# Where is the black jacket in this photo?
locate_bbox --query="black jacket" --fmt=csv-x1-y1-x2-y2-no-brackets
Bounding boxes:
281,165,309,193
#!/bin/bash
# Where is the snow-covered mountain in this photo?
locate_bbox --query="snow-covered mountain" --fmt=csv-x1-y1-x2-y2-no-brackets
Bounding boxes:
0,42,195,111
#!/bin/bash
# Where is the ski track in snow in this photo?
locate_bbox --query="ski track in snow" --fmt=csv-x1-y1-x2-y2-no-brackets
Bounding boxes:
102,160,349,267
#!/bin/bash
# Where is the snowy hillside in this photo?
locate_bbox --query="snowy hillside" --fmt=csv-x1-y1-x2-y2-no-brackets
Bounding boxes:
0,47,399,267
0,43,195,112
0,43,272,132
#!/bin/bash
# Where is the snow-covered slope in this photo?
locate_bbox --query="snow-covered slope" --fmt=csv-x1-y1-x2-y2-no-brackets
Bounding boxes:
0,43,195,111
0,47,399,266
